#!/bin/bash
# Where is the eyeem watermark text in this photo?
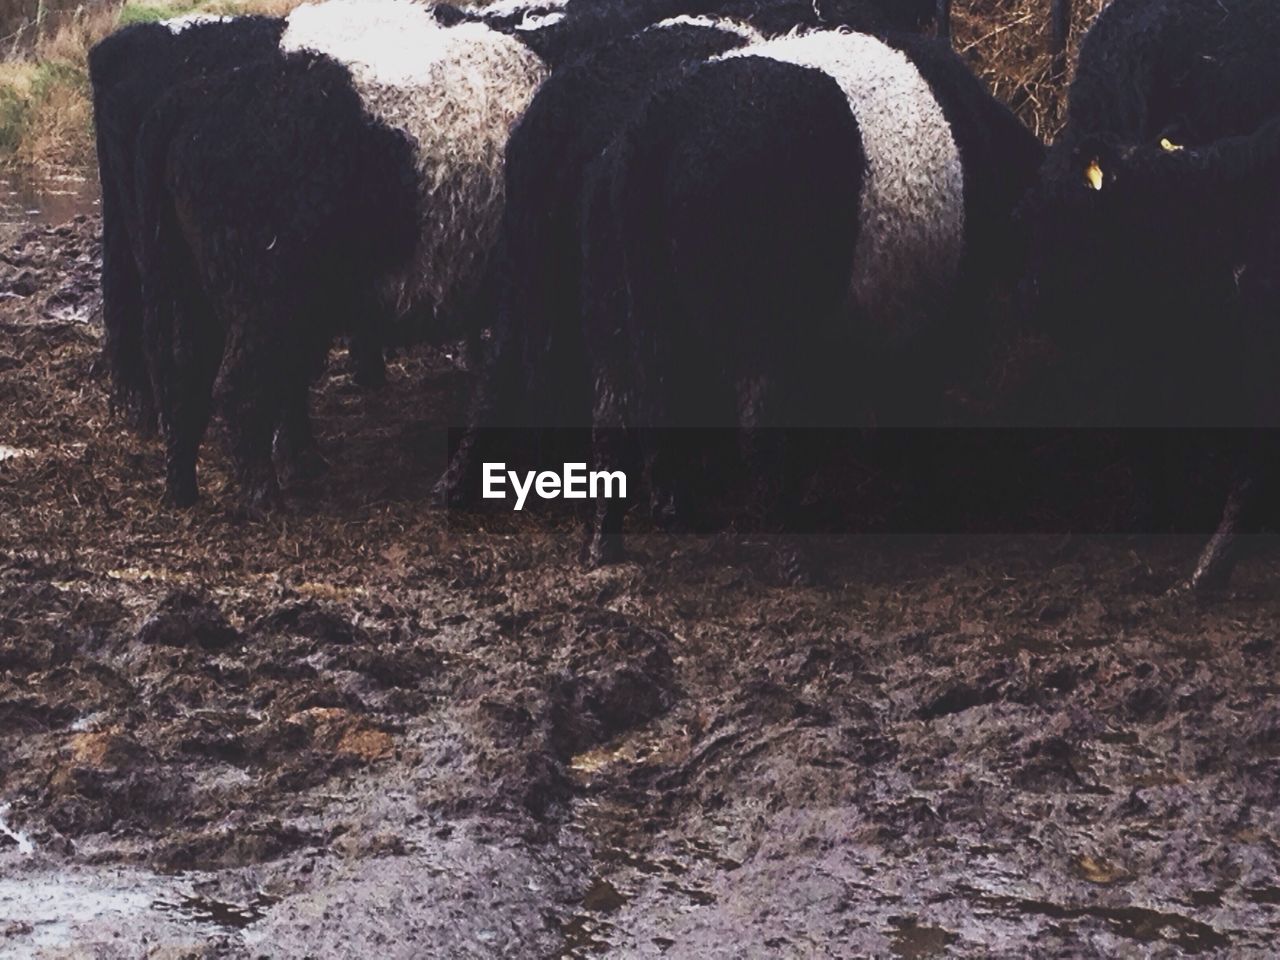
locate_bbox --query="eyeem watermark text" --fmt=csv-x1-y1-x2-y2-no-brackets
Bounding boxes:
482,463,627,511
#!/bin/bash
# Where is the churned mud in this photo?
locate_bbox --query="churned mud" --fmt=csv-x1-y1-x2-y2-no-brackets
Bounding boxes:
2,216,1280,958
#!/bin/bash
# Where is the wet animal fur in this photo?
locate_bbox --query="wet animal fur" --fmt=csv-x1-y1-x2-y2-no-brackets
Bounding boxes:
282,3,549,326
135,52,420,506
88,15,287,429
574,31,1041,555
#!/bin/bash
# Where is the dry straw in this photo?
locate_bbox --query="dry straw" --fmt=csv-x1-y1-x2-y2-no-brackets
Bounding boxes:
954,0,1109,141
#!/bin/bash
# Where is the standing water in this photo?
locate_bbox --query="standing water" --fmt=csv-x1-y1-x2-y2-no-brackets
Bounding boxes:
0,804,34,855
0,173,100,231
0,172,102,324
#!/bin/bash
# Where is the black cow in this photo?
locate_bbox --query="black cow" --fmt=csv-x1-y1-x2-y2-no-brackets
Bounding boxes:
1022,0,1280,591
576,29,1042,562
89,15,286,433
135,52,420,508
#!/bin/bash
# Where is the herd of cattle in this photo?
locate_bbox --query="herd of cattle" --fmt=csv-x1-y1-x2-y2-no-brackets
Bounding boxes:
86,0,1280,590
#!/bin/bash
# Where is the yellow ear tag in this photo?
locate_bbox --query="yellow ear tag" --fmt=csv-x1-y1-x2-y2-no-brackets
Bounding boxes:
1160,137,1183,152
1085,159,1104,190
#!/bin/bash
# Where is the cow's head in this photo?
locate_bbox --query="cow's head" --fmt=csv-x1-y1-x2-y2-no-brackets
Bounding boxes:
1017,118,1280,423
1020,128,1230,331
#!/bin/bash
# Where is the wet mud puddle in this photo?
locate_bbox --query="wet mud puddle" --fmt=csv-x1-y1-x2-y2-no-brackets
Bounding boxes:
0,804,34,855
0,175,99,232
1,179,102,326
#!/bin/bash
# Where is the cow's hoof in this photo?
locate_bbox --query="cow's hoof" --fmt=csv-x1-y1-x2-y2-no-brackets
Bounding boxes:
164,484,199,509
354,366,387,391
235,477,282,519
1126,575,1203,617
1167,572,1230,600
165,468,199,509
129,403,159,439
581,533,625,568
433,453,480,509
649,490,680,530
431,471,461,509
1171,548,1239,599
279,448,329,488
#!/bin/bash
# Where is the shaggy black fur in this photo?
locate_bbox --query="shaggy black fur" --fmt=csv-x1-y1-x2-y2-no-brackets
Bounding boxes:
444,7,951,505
1025,0,1280,426
437,24,755,509
506,0,940,67
578,55,864,562
576,36,1040,562
502,24,750,430
1067,0,1280,150
1021,0,1280,589
90,5,490,438
135,53,419,507
882,32,1043,389
88,16,285,433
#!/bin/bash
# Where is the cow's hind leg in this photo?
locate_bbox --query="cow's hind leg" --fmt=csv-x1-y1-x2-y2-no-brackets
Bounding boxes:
273,329,333,488
141,196,221,508
1178,419,1280,593
163,340,219,508
215,301,297,510
435,289,532,509
583,381,633,567
100,173,156,435
1179,472,1257,594
348,327,387,390
274,383,328,488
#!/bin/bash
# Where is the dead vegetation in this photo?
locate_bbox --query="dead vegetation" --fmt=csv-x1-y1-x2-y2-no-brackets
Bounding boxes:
954,0,1108,140
0,0,305,176
0,0,1112,179
0,0,90,53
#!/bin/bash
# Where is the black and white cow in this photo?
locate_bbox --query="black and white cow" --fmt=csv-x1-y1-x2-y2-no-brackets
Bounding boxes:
443,19,759,483
91,0,940,440
576,29,1043,562
136,1,550,507
91,1,589,452
87,0,565,479
1021,0,1280,591
440,4,950,506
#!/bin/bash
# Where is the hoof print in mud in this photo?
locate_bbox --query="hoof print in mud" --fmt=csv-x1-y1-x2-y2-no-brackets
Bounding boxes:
918,668,1012,720
44,730,188,837
548,615,679,761
254,601,368,647
135,590,241,652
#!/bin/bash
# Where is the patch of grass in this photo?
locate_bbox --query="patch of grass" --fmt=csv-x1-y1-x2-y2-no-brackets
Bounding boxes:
16,58,95,171
0,0,303,176
116,2,204,27
0,62,34,154
0,3,116,175
204,0,305,16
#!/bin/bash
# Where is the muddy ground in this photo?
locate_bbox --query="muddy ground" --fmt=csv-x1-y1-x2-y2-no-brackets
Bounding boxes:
2,215,1280,958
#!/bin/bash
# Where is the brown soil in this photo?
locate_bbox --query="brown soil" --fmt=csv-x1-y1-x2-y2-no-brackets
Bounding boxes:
2,218,1280,957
